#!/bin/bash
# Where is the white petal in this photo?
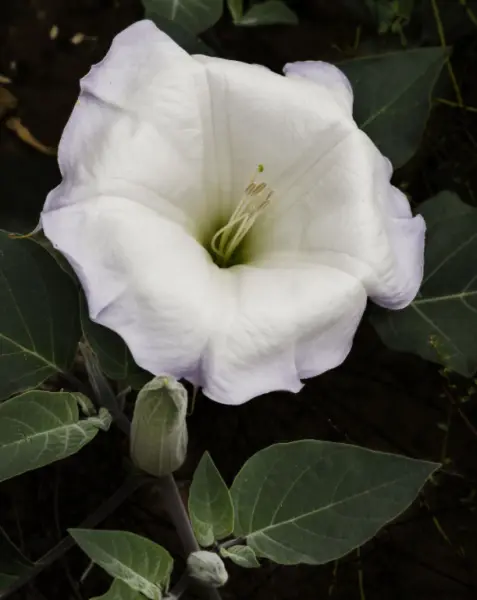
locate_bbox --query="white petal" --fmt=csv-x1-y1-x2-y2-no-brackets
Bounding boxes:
40,21,422,408
251,129,425,309
283,61,353,115
193,55,357,215
41,196,218,380
44,20,214,236
42,194,367,407
201,257,367,405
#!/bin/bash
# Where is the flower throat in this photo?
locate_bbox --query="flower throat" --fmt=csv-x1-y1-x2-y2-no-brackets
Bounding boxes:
210,165,273,268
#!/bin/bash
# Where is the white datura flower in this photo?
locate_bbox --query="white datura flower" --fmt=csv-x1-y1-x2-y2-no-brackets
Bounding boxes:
41,20,425,406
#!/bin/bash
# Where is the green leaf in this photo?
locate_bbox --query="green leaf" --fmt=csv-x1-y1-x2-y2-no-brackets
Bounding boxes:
227,0,243,21
220,545,260,568
0,391,109,482
339,47,447,168
80,297,150,388
142,13,216,54
371,191,477,377
34,234,77,281
0,527,33,591
91,579,142,600
189,452,234,546
236,1,298,25
69,529,173,600
142,0,223,35
230,440,438,565
365,0,414,33
0,232,80,400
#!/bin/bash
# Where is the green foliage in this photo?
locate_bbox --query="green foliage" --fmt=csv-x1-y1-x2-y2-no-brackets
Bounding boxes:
366,0,414,38
220,545,260,568
69,529,173,600
234,1,298,26
0,528,33,591
80,296,150,389
371,192,477,377
142,0,223,35
226,0,243,21
230,441,438,565
339,47,447,168
189,452,234,546
0,232,80,400
0,391,110,483
91,579,143,600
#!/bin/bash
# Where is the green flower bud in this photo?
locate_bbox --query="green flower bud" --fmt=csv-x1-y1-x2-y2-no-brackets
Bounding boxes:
187,551,228,588
130,375,188,477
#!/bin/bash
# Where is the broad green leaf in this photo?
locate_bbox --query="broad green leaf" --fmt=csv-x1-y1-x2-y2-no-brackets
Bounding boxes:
142,0,223,35
189,452,234,546
371,192,477,377
91,579,142,600
69,529,173,600
34,234,76,280
140,13,216,55
236,1,298,25
80,297,150,388
0,527,33,591
0,231,80,400
339,47,447,168
220,545,260,568
231,440,438,565
0,391,109,482
227,0,243,21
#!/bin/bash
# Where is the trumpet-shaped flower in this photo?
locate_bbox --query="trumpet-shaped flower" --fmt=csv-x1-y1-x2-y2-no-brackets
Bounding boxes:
41,21,425,405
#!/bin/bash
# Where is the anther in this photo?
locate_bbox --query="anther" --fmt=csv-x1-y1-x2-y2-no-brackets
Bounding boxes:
210,165,274,267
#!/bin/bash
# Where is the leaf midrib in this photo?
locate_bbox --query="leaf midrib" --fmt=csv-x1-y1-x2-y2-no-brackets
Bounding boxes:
0,419,89,450
413,290,477,305
0,332,62,373
244,472,425,539
93,547,161,599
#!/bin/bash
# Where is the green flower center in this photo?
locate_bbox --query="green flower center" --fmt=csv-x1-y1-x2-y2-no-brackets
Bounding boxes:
207,165,273,268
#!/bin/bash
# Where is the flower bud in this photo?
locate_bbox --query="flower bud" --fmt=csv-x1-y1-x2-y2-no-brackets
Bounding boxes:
130,375,188,477
187,551,228,588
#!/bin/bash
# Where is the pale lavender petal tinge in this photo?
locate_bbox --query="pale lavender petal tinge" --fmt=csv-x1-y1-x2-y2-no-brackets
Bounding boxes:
41,21,425,405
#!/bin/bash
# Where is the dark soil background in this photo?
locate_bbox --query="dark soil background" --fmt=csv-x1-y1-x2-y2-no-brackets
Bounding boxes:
1,1,477,599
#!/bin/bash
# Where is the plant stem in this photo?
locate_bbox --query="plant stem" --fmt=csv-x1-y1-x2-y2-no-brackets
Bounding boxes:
0,475,145,599
157,475,222,600
165,573,190,599
157,474,199,555
219,537,244,550
81,365,221,599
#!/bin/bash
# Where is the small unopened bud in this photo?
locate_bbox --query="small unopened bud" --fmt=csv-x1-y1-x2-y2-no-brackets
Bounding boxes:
130,375,188,477
187,551,228,588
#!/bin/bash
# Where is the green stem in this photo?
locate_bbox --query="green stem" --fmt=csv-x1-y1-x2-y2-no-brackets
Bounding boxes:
164,573,190,599
219,537,244,550
83,362,221,600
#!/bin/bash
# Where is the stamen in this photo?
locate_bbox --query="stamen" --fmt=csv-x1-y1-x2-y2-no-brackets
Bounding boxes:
210,165,274,266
